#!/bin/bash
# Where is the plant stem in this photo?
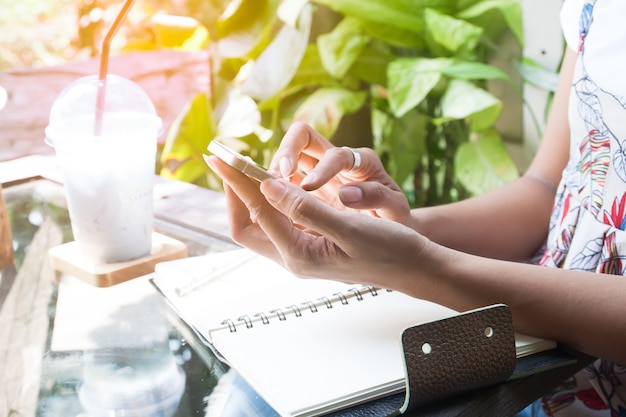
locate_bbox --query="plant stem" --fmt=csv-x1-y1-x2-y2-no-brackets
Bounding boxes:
441,126,456,204
413,162,426,208
426,124,439,206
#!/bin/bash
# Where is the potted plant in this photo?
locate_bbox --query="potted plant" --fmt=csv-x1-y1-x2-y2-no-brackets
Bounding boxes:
159,0,523,206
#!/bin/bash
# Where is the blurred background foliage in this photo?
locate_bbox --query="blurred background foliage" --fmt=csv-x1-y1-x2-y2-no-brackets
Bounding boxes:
1,0,528,207
0,0,225,70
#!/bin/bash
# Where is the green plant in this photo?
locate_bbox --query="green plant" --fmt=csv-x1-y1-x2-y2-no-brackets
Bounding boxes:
159,0,524,207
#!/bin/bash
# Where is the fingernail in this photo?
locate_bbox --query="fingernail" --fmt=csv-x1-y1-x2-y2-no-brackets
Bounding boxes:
279,156,293,178
203,154,216,171
260,178,287,203
300,172,316,188
339,185,363,204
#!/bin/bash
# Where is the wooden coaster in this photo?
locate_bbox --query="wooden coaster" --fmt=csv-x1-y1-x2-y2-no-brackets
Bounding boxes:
48,232,187,287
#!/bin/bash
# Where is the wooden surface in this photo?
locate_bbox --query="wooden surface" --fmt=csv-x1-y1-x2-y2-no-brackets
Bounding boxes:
153,176,232,242
48,232,188,287
0,219,62,417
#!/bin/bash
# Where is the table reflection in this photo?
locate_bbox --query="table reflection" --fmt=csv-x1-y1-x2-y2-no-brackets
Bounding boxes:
1,178,274,417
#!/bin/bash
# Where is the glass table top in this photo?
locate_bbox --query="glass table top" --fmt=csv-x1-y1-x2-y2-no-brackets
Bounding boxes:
1,176,588,417
1,178,280,417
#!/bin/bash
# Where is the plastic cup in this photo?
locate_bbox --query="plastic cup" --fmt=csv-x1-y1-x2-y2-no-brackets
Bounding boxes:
45,74,162,264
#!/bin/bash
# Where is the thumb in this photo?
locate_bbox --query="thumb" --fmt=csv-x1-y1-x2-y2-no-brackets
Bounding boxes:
260,178,349,240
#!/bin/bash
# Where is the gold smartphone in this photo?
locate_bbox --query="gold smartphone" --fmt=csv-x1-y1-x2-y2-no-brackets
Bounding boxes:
205,140,276,182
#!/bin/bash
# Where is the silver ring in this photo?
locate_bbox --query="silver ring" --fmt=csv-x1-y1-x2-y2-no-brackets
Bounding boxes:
342,146,361,171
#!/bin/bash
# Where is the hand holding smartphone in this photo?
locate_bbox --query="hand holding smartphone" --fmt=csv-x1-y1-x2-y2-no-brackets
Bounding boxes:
205,140,277,182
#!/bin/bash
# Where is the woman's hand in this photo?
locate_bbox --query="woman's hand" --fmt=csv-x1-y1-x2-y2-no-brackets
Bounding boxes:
270,122,412,225
206,155,435,292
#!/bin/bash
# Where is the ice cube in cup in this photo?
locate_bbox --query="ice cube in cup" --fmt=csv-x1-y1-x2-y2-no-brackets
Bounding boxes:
45,74,162,264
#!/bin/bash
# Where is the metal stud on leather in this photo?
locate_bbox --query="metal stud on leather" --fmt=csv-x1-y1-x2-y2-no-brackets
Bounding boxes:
394,304,516,414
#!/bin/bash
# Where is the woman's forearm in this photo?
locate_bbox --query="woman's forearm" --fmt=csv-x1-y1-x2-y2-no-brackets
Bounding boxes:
398,242,626,364
408,174,556,261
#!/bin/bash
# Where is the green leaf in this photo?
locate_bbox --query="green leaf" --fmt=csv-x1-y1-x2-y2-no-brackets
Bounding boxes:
241,3,312,100
284,44,341,92
517,57,559,91
257,44,345,111
359,18,425,49
312,0,454,33
216,0,281,58
160,92,215,183
454,129,519,195
457,0,524,46
373,109,428,188
317,17,371,78
424,8,483,56
349,44,396,85
388,58,452,118
440,61,510,81
293,88,368,138
151,15,210,50
439,79,502,131
216,89,273,142
277,0,310,27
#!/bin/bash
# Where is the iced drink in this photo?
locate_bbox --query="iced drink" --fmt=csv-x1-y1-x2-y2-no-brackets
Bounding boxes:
45,74,162,263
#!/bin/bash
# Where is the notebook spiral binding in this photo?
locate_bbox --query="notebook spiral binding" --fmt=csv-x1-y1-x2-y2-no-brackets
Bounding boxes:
219,286,389,333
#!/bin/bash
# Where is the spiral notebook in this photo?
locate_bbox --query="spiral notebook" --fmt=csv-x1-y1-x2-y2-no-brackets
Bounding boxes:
150,249,556,417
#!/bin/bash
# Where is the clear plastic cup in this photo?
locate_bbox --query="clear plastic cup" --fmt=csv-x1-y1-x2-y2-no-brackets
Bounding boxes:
45,74,162,264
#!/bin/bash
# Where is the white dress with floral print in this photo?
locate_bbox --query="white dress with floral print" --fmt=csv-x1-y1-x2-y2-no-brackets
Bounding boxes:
534,0,626,415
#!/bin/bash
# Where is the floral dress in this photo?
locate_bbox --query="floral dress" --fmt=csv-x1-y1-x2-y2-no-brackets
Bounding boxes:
534,0,626,415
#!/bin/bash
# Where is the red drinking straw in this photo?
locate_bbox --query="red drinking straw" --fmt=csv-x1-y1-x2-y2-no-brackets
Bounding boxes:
94,0,137,135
